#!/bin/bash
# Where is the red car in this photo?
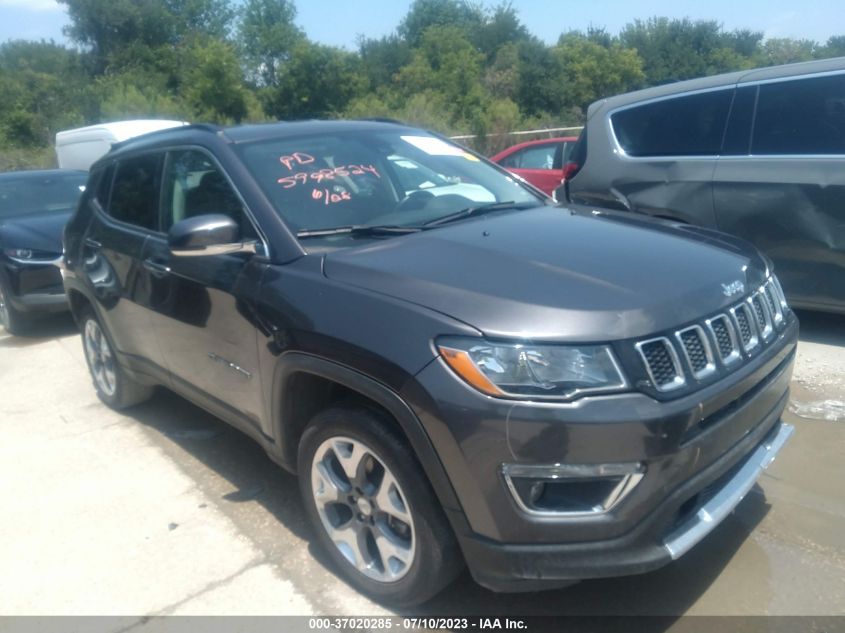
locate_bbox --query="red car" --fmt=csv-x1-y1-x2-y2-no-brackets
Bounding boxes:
490,136,579,196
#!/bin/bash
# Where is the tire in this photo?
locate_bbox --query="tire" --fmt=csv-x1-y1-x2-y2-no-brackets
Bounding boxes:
0,275,27,336
298,405,463,606
79,306,153,409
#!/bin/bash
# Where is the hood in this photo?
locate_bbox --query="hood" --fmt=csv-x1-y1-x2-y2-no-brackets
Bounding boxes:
323,206,771,342
0,210,70,253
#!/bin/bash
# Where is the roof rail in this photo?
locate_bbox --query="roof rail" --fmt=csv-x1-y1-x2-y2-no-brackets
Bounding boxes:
110,122,221,151
356,117,407,126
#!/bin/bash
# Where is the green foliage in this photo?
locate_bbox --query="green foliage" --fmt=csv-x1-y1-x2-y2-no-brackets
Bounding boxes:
397,25,487,126
95,75,185,120
398,0,485,48
239,0,305,87
817,36,845,59
58,0,235,73
182,39,259,123
554,33,645,112
0,40,87,146
0,146,57,171
475,2,530,61
0,2,842,164
264,42,365,120
358,35,413,90
620,17,764,83
757,38,817,65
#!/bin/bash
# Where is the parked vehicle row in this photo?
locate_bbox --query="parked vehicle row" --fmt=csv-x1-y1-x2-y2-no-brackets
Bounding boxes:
56,119,796,605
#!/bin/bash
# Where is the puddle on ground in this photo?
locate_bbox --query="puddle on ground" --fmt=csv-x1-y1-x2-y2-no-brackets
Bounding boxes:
789,399,845,422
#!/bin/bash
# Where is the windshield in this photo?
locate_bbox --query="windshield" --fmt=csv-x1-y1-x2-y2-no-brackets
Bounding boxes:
0,172,87,219
235,129,542,236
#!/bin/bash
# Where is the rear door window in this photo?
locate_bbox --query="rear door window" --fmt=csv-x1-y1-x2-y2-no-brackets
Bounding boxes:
108,154,163,231
611,89,733,157
752,73,845,155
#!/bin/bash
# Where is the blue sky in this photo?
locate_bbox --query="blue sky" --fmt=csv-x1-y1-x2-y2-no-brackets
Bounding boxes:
0,0,841,48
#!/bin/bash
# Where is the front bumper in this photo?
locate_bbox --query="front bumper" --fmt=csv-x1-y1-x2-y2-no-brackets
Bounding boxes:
459,419,792,592
404,314,797,591
1,259,68,314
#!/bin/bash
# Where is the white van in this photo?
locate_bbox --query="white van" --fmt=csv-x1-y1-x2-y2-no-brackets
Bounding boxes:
55,120,188,171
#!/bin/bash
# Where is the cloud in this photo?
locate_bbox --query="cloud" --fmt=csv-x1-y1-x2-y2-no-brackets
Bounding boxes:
0,0,61,12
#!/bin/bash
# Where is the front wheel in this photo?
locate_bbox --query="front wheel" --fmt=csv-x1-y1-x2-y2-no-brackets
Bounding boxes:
298,405,463,606
80,307,153,409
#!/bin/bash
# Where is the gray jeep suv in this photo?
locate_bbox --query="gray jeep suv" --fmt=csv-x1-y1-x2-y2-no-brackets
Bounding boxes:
564,56,845,314
63,120,796,605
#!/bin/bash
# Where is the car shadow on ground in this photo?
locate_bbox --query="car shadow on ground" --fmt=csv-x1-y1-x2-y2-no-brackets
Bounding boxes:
0,312,77,347
123,387,771,618
794,309,845,347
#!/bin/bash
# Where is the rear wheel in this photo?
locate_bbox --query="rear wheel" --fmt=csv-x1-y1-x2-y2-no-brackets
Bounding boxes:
298,405,463,606
80,307,153,409
0,276,26,336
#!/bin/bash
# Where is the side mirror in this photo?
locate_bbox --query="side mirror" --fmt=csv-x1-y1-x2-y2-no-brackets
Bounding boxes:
168,214,257,257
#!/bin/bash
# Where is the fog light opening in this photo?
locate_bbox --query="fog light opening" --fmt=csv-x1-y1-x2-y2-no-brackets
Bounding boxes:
502,463,644,517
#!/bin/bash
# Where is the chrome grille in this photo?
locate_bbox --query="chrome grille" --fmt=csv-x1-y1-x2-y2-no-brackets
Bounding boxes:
676,326,715,379
636,338,685,391
635,276,789,394
750,292,773,340
764,279,784,325
731,303,758,352
705,315,741,366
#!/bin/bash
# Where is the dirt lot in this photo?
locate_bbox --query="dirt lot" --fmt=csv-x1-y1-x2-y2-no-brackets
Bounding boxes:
1,310,844,618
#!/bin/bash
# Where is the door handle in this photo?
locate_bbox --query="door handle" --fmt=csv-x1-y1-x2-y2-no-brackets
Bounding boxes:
84,238,102,250
143,259,171,277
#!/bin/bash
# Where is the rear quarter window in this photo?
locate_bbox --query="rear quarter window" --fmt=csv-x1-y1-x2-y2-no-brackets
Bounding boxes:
611,89,733,157
752,73,845,155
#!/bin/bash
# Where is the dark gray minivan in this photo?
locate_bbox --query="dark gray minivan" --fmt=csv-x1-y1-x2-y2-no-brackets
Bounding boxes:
564,57,845,314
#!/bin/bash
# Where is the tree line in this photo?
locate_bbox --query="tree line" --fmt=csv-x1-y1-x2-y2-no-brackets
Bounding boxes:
1,0,843,169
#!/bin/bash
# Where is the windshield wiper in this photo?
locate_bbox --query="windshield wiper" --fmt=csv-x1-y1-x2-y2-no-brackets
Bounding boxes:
423,200,539,227
296,225,423,238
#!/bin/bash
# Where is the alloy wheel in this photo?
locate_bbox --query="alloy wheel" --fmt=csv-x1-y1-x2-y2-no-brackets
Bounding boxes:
310,436,416,582
84,318,117,397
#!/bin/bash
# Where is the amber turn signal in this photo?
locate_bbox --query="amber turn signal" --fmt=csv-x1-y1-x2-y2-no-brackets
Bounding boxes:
439,346,506,397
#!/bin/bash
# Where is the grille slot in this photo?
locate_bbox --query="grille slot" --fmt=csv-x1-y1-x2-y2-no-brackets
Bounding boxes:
676,326,715,379
751,292,774,340
764,280,784,325
731,304,759,352
636,338,685,391
706,315,741,366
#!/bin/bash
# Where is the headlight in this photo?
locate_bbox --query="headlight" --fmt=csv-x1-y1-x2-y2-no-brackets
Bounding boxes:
3,248,60,264
437,337,628,400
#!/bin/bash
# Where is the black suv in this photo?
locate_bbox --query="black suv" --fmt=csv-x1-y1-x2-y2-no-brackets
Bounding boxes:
63,120,797,605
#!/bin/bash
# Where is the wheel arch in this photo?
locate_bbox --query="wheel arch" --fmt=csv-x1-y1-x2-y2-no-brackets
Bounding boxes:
65,287,92,325
271,352,464,515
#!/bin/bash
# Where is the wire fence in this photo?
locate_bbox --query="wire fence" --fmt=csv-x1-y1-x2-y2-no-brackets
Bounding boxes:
450,126,584,155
